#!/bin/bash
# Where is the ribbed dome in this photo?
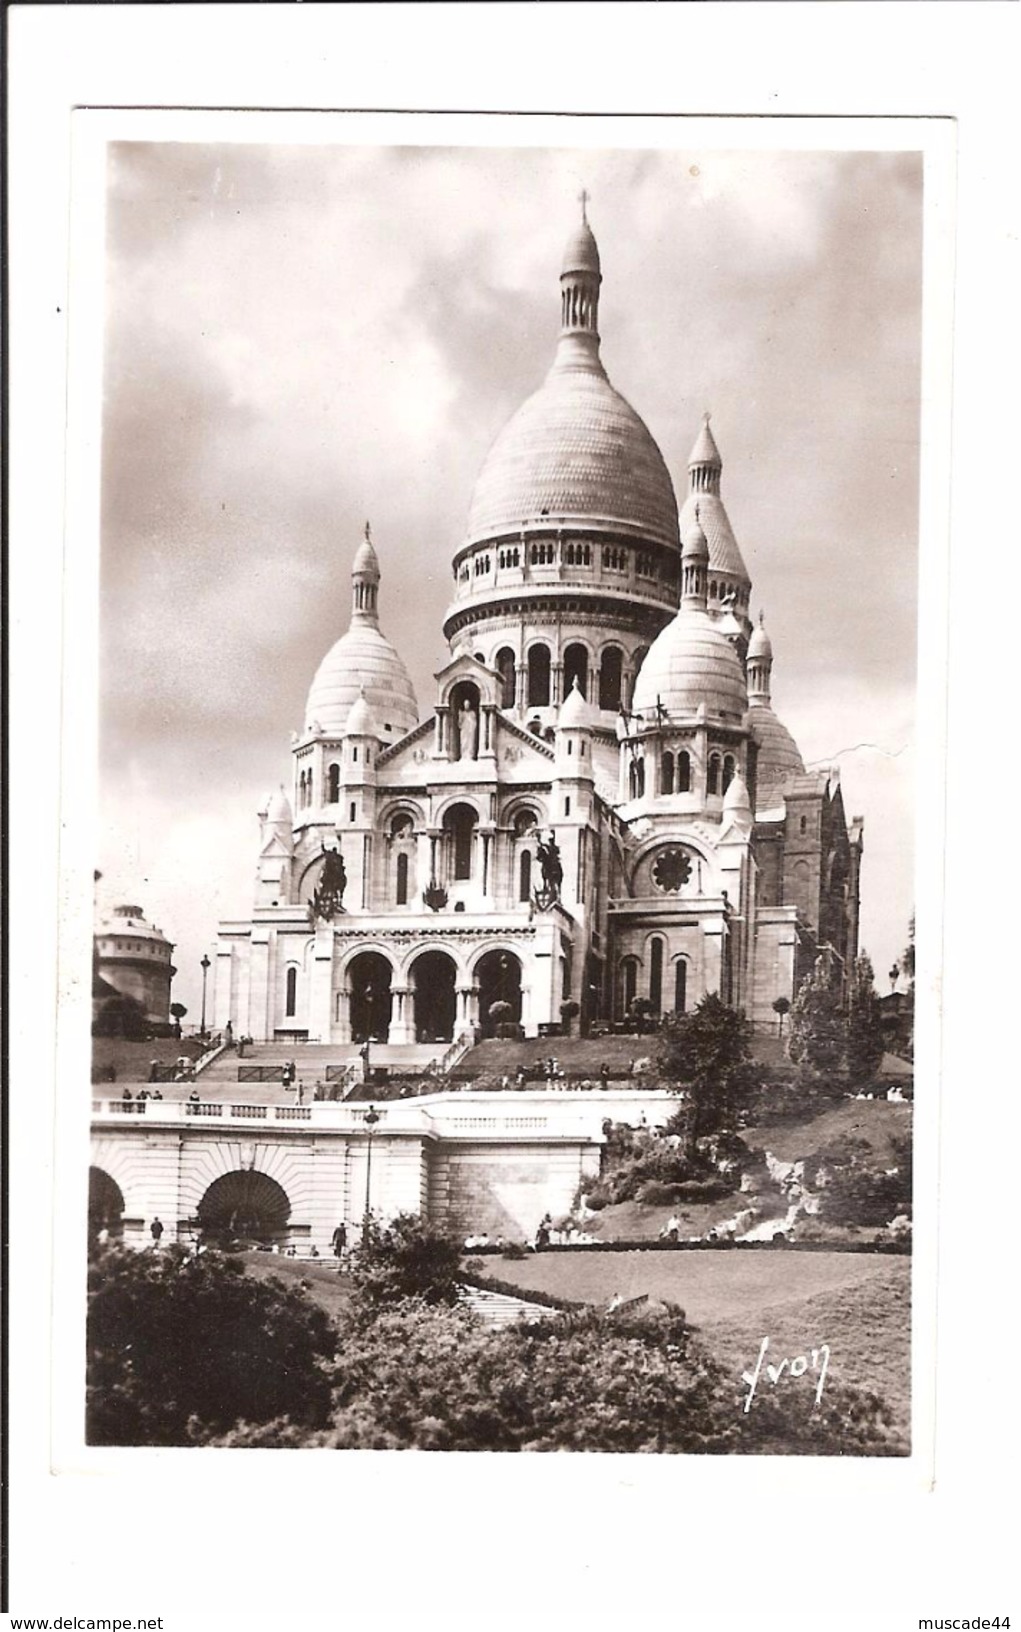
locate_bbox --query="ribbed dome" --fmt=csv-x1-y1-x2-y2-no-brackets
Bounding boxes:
305,623,418,741
751,704,805,798
679,493,748,582
632,607,748,720
466,365,679,550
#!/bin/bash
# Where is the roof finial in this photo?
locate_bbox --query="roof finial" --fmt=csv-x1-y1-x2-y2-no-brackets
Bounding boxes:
703,409,712,425
364,520,372,543
578,187,590,224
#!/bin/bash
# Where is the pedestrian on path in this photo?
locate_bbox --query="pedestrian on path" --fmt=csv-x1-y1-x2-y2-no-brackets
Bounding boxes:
150,1216,164,1248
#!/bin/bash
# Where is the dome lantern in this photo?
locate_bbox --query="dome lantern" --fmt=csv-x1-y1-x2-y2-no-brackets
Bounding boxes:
557,190,603,372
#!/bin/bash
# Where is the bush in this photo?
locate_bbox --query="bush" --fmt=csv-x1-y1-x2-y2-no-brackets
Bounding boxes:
349,1212,463,1311
86,1246,336,1446
208,1298,906,1455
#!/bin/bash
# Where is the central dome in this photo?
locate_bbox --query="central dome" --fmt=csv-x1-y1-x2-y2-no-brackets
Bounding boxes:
464,208,679,553
465,365,680,550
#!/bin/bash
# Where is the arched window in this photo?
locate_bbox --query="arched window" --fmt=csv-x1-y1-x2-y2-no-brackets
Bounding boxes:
598,645,623,712
396,852,409,906
661,751,675,795
710,579,718,600
527,644,551,707
674,960,687,1014
563,643,588,699
723,754,736,794
390,812,414,838
629,758,644,800
620,957,638,1017
519,849,532,902
285,967,297,1018
708,753,721,795
649,937,664,1014
513,808,538,837
677,750,691,793
328,763,340,803
495,647,516,709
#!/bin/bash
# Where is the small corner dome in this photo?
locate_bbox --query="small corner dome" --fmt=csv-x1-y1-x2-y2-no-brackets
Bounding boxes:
352,533,380,577
689,418,722,468
345,691,377,737
266,786,293,823
632,608,748,720
558,678,596,730
684,511,710,562
723,769,752,814
562,218,601,277
748,619,773,661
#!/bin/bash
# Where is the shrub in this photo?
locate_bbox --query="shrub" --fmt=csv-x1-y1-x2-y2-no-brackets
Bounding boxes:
86,1246,336,1446
209,1299,906,1455
349,1212,464,1311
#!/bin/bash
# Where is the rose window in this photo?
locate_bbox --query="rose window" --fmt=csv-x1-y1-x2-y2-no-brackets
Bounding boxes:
652,848,692,894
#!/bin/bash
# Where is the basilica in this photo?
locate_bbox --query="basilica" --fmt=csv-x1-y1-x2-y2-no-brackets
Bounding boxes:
213,207,862,1049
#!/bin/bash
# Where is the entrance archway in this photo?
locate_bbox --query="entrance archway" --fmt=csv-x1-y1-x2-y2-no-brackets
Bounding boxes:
348,951,394,1043
89,1167,124,1241
476,950,522,1037
411,950,458,1043
197,1170,291,1247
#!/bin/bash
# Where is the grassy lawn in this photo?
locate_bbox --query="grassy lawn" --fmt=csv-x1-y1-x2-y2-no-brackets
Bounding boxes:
742,1097,912,1165
239,1251,353,1323
702,1264,911,1433
474,1248,911,1436
472,1245,903,1323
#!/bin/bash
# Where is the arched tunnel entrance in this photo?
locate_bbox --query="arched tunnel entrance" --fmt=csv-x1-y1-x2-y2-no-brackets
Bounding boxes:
197,1170,291,1248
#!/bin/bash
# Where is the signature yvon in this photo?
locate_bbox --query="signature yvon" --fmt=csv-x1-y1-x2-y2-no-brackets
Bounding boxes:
741,1337,831,1413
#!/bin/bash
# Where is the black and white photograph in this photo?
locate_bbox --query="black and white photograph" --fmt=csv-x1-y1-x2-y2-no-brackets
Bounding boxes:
7,5,1015,1622
82,129,925,1456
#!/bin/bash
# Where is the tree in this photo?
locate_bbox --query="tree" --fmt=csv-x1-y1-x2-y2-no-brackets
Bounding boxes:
844,954,885,1087
772,996,791,1038
786,950,846,1079
349,1212,463,1312
654,993,760,1151
169,1002,187,1037
86,1246,336,1445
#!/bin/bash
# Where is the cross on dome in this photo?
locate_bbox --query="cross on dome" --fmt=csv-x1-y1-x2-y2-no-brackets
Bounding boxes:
578,187,590,223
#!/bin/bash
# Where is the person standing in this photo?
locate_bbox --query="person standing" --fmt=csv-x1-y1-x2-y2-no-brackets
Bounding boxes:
150,1216,164,1249
331,1222,347,1272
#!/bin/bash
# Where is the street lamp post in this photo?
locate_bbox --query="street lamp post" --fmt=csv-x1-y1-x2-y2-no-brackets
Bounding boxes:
362,1104,381,1244
199,954,211,1037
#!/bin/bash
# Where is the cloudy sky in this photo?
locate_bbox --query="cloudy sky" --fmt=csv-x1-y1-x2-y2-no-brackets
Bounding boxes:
98,139,921,1020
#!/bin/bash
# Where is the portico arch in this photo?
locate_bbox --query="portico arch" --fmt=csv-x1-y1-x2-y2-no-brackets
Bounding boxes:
89,1166,124,1240
410,949,458,1043
475,949,523,1036
347,951,394,1043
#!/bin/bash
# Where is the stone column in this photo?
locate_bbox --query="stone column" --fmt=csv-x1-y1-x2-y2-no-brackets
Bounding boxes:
308,925,335,1042
435,705,450,758
551,662,563,706
389,985,414,1044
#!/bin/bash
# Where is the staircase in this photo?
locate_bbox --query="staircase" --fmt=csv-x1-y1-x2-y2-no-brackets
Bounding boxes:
199,1041,448,1084
458,1284,557,1329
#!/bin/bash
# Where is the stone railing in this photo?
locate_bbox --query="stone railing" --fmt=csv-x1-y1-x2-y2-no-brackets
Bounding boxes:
92,1089,680,1142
